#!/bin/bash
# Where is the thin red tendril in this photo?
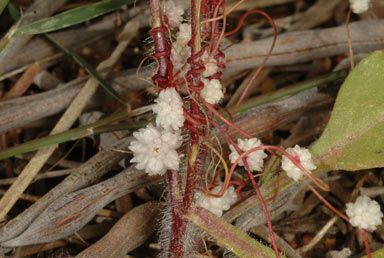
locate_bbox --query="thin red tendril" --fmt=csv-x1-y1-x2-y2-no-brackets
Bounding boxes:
205,101,253,138
360,228,372,258
229,10,277,117
207,117,281,258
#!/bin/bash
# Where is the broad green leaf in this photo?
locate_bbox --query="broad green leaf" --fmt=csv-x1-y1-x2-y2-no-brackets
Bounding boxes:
310,50,384,172
13,0,134,36
186,207,286,258
363,247,384,258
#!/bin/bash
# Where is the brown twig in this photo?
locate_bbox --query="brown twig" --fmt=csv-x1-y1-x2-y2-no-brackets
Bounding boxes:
0,19,140,222
75,202,163,258
0,137,132,243
1,166,161,247
0,0,69,75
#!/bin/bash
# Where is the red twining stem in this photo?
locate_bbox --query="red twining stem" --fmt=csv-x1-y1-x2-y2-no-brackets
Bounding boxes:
168,1,208,256
149,0,172,89
186,49,205,93
167,170,185,257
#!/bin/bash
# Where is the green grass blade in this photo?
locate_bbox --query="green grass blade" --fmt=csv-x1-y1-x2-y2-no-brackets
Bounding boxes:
45,33,128,107
0,0,9,15
232,70,348,116
7,3,20,20
0,106,152,160
0,120,146,160
0,3,19,53
186,207,285,258
13,0,134,36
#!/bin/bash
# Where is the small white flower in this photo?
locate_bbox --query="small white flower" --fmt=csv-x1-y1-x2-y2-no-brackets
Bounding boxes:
346,195,383,231
229,138,267,172
349,0,370,13
128,124,182,176
152,87,185,130
326,248,351,258
201,51,218,78
163,0,184,28
176,23,191,47
171,43,191,72
196,185,238,217
201,79,224,104
203,62,218,78
281,145,316,182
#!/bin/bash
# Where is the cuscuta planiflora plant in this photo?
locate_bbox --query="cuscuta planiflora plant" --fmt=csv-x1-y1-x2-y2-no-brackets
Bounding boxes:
128,0,382,257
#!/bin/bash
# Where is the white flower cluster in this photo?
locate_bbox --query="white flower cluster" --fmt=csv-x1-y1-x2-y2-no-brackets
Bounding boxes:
163,0,184,28
281,145,316,182
129,124,182,176
346,195,383,231
349,0,370,14
200,51,223,104
195,185,238,217
228,140,317,182
170,22,223,104
130,89,185,176
201,78,224,105
171,23,191,72
152,87,185,130
202,51,218,78
229,138,267,172
175,23,191,46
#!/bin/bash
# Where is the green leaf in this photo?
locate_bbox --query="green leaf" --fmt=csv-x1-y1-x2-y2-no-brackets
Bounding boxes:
310,50,384,172
363,247,384,258
0,0,9,16
186,207,286,258
13,0,134,36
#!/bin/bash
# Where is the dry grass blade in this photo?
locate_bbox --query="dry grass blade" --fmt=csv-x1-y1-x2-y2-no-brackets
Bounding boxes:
2,63,40,100
225,20,384,73
252,225,303,258
1,166,161,247
75,202,163,258
0,169,73,186
0,19,139,222
0,0,68,75
0,6,149,78
287,0,343,32
19,222,113,257
217,86,335,144
297,215,339,254
0,137,132,243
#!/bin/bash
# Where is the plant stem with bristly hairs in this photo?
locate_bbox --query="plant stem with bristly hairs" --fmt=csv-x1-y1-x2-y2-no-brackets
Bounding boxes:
142,0,341,257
